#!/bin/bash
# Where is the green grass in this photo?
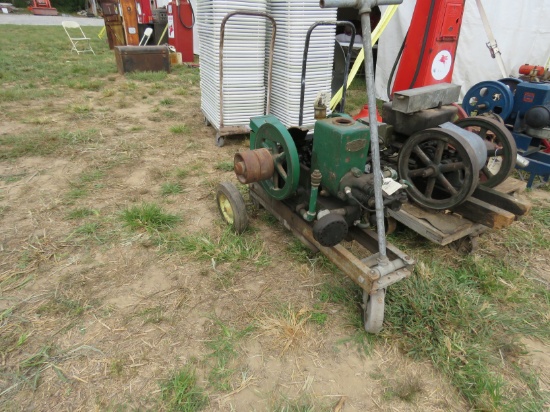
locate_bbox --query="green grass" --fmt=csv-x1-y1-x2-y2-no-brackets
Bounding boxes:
137,306,165,325
169,124,190,134
271,394,331,412
36,295,90,318
121,203,181,233
0,128,101,160
214,161,234,172
66,208,98,220
166,227,270,266
205,320,254,391
160,98,176,106
126,71,168,82
160,366,209,412
161,182,183,196
380,256,550,411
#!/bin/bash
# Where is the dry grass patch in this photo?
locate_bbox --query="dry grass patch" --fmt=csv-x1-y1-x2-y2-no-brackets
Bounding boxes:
256,305,313,355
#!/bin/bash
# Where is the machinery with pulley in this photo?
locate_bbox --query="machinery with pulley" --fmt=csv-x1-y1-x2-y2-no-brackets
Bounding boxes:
218,0,414,334
215,0,531,332
461,68,550,188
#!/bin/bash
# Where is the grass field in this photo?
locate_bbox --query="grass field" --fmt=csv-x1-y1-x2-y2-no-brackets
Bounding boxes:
1,24,549,411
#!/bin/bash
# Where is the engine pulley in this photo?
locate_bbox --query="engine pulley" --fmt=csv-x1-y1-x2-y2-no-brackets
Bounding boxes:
234,148,275,184
463,80,514,121
398,126,485,210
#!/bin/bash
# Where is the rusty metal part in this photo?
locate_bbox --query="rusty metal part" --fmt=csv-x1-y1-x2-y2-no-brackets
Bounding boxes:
249,182,414,292
310,169,322,186
398,127,483,209
233,149,275,184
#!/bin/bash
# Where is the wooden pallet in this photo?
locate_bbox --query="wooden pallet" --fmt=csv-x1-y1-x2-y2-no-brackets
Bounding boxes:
387,178,531,246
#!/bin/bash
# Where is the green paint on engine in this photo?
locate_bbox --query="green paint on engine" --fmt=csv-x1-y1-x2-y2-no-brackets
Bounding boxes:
311,117,371,197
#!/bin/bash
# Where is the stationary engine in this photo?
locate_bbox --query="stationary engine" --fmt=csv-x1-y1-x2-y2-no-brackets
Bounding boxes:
233,115,407,247
463,78,550,186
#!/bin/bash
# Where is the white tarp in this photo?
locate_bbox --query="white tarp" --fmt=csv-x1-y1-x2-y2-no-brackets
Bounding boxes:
375,1,550,102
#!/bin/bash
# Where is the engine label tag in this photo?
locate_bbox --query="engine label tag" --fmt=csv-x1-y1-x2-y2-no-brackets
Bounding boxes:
346,139,367,152
382,178,401,196
523,92,535,103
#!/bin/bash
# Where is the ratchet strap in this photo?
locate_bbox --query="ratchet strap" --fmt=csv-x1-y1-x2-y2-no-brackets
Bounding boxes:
475,0,508,78
330,5,399,111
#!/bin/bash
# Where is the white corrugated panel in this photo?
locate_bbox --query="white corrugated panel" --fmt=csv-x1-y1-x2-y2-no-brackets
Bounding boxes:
197,0,268,130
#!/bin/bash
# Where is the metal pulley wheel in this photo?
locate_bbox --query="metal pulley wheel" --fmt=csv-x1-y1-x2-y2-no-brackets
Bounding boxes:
398,127,484,210
454,117,517,188
216,182,248,234
463,80,514,121
252,121,300,200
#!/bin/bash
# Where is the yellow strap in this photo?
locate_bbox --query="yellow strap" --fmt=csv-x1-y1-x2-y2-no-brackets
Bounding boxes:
330,5,399,111
97,26,106,39
158,23,169,46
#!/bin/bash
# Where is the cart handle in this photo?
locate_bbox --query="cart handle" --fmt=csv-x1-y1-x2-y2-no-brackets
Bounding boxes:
299,21,355,127
219,11,277,129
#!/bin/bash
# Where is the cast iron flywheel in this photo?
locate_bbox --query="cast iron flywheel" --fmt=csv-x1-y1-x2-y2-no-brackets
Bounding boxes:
252,121,300,200
454,117,517,188
398,128,483,209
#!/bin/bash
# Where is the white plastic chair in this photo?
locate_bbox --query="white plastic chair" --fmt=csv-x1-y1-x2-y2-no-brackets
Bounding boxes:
62,21,95,55
139,27,153,46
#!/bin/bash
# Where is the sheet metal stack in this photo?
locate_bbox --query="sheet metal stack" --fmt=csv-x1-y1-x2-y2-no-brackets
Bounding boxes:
267,0,336,127
197,0,268,130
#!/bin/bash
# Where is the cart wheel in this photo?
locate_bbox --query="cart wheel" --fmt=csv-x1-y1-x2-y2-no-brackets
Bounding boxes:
216,182,248,234
215,134,225,147
204,117,211,127
363,289,385,334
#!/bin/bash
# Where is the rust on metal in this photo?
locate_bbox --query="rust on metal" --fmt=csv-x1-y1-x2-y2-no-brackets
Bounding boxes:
234,149,274,184
248,183,409,293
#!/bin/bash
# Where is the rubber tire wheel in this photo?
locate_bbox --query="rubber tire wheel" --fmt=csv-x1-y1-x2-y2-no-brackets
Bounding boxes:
216,182,248,234
215,134,225,147
363,289,385,334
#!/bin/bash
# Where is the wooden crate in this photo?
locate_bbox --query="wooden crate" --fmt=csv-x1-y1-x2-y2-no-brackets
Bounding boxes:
114,46,170,74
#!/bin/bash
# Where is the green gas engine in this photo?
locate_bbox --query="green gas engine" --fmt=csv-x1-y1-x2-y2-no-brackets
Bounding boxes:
230,114,406,247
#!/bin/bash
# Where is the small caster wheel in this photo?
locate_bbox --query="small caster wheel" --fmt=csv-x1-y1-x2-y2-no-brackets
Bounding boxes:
216,182,248,234
215,134,225,147
363,289,385,334
204,117,211,127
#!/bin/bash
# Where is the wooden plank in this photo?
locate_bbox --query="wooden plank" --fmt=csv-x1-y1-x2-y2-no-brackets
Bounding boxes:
450,197,515,229
388,205,482,245
493,178,527,194
472,185,532,216
248,183,414,293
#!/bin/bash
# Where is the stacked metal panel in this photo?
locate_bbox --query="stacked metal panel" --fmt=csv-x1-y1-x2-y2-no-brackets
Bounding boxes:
267,0,336,127
197,0,268,130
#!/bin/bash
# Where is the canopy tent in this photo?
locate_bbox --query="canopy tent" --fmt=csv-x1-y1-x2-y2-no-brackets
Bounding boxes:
375,0,550,102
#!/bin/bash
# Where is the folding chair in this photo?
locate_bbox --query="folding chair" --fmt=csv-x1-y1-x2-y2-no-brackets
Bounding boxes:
139,27,153,46
62,21,95,55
